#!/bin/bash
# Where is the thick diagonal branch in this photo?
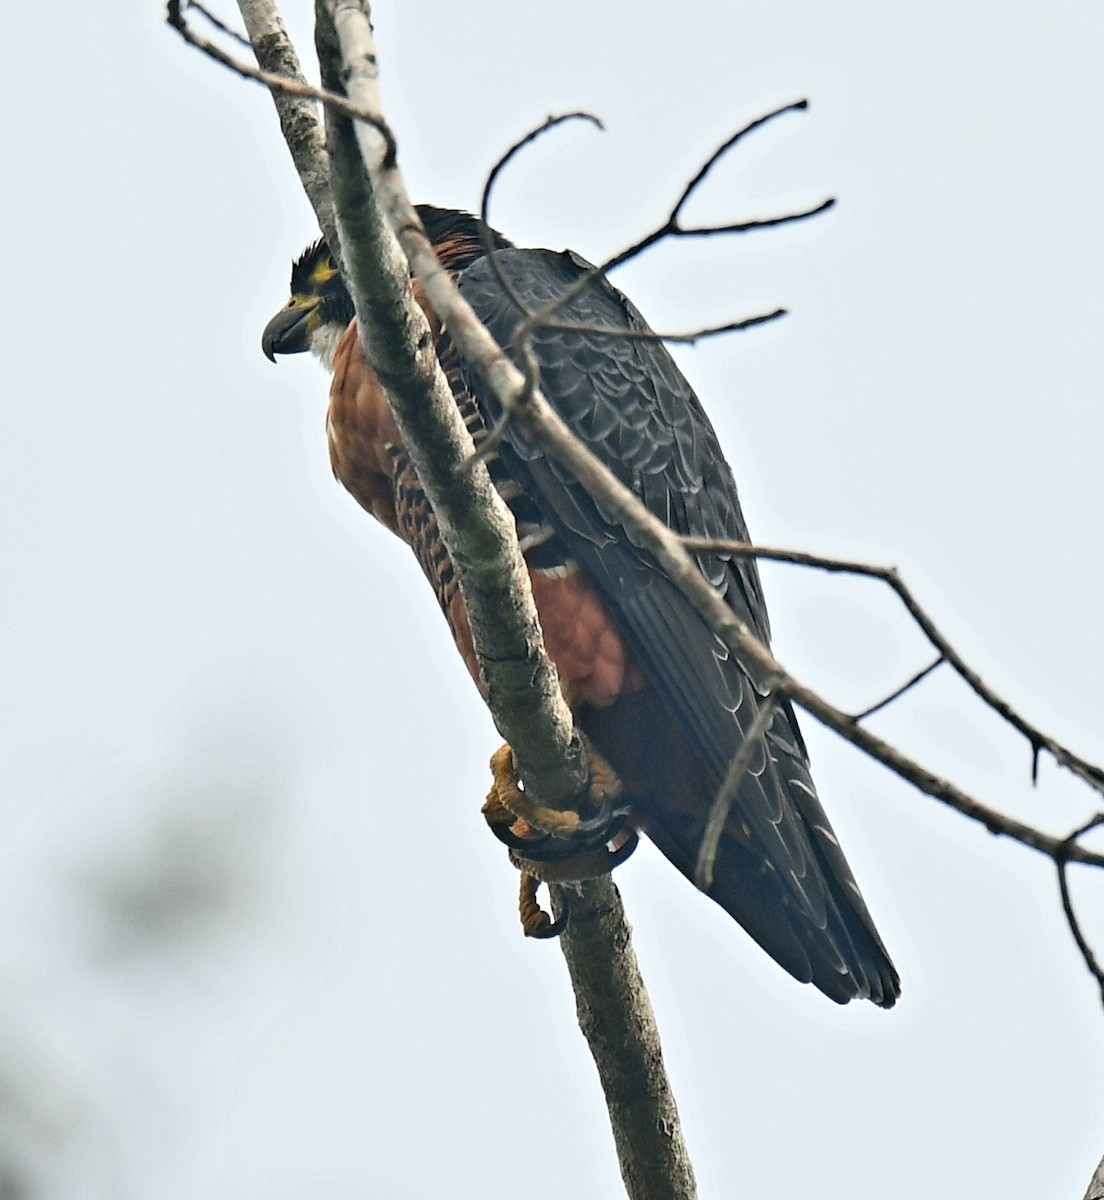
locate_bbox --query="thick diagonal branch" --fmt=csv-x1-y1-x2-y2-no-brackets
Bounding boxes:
313,0,587,810
236,0,339,256
1085,1150,1104,1200
313,4,697,1196
552,878,698,1200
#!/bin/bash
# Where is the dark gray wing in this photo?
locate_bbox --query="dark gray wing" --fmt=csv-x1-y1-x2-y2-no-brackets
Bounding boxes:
453,247,898,1006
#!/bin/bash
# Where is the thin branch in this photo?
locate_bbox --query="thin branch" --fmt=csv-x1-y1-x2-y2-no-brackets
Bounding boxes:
670,99,813,226
481,110,605,231
466,381,1104,872
850,655,945,723
696,691,779,891
522,307,788,346
233,0,339,259
551,877,697,1200
188,0,251,46
474,110,605,333
460,307,787,479
313,0,588,811
464,103,829,491
1057,815,1104,1008
460,311,789,478
679,537,1104,798
167,0,398,171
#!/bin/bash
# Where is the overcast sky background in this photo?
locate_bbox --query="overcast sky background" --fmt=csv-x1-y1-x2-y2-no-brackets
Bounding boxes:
2,2,1103,1196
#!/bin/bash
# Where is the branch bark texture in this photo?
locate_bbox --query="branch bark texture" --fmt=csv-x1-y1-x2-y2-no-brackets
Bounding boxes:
313,0,588,807
237,0,340,257
311,2,695,1195
553,879,697,1200
1085,1150,1104,1200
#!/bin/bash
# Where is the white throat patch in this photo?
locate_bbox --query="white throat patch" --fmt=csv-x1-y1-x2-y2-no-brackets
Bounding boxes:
310,323,346,373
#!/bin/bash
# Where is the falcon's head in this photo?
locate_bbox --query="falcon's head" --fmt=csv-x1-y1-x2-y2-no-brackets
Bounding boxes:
261,239,355,369
262,206,514,371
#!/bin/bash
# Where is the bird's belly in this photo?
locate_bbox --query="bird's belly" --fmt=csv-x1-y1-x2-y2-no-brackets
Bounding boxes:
529,565,646,709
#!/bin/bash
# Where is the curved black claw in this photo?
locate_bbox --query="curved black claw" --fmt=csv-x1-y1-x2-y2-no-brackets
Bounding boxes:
488,822,554,853
606,829,640,869
571,791,629,840
486,800,632,860
507,809,632,863
529,890,570,939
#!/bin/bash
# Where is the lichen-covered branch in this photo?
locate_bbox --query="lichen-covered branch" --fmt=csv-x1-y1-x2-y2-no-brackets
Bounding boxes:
552,878,697,1200
1085,1150,1104,1200
236,0,339,257
313,0,588,809
310,8,696,1194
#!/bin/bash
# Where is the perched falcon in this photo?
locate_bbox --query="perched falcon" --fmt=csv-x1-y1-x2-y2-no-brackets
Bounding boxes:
262,205,900,1007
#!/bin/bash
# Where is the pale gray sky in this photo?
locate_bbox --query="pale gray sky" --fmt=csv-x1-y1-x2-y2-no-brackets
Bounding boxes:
1,1,1103,1196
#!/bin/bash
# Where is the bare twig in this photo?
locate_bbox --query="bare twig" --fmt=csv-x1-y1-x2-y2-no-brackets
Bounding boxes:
850,656,945,723
602,101,834,273
167,0,397,167
670,101,818,225
475,109,603,326
188,0,251,46
1057,815,1104,1008
523,105,827,429
679,537,1104,798
465,102,830,479
312,0,589,811
696,691,779,891
460,376,1104,874
481,110,605,235
460,307,787,479
522,307,788,345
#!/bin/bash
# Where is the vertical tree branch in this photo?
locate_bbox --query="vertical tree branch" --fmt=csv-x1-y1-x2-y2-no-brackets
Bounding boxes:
553,878,698,1200
169,4,1104,1189
311,3,699,1194
314,0,589,808
1085,1151,1104,1200
236,0,340,256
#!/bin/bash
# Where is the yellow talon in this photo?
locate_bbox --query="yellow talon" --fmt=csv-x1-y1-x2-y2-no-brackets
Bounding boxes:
483,739,635,939
519,872,553,937
487,744,583,837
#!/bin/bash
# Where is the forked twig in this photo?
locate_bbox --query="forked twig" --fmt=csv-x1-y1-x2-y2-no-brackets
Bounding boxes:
1057,816,1104,1006
166,0,398,162
464,101,829,470
679,536,1104,797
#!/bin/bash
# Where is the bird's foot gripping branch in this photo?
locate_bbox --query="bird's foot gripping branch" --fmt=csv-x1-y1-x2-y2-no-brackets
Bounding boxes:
482,741,638,937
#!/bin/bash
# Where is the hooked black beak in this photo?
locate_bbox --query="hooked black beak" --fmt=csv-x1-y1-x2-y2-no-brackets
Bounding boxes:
261,301,316,361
